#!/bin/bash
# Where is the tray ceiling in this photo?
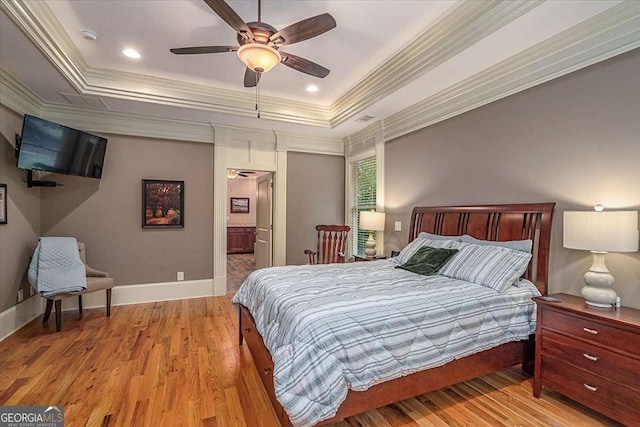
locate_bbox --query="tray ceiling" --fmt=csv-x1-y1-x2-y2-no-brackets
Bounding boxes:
1,0,638,140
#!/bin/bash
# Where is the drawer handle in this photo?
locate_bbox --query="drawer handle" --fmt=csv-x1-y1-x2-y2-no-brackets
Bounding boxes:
582,327,598,335
244,328,251,333
583,383,597,392
263,368,273,375
582,353,598,362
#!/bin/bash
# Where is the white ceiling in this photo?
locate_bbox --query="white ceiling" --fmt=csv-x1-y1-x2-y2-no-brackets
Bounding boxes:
1,0,638,140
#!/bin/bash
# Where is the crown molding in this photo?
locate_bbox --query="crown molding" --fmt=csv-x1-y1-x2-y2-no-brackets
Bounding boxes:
40,103,216,143
1,67,343,154
0,69,43,116
2,0,332,127
1,0,87,91
348,1,640,145
345,120,384,157
82,68,333,127
329,0,543,127
284,133,344,156
4,0,636,140
0,0,542,130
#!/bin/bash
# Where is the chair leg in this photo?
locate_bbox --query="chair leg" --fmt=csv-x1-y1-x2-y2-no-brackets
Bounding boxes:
106,289,112,317
78,295,83,315
54,300,62,332
43,299,53,322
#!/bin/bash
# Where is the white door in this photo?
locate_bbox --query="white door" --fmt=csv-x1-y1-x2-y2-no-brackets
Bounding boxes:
255,174,273,269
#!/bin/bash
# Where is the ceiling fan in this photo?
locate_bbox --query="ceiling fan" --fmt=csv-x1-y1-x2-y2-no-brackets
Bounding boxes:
227,169,256,179
171,0,336,88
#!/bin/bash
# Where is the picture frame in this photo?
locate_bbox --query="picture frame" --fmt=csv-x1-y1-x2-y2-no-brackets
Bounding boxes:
0,184,6,225
230,197,250,214
142,180,184,229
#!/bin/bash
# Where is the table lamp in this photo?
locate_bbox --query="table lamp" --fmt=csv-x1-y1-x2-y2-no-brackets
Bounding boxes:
563,206,639,308
359,211,386,257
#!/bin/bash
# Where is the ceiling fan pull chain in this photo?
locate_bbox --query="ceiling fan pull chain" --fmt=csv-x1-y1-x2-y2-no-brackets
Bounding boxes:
255,78,260,119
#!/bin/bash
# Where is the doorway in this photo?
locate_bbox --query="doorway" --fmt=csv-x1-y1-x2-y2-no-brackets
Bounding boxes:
226,170,273,293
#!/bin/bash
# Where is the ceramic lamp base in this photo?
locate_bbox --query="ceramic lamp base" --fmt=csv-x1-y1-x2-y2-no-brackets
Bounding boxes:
581,251,617,308
364,231,377,257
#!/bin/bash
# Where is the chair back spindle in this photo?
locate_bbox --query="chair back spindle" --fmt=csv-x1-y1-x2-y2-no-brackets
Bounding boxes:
304,225,350,264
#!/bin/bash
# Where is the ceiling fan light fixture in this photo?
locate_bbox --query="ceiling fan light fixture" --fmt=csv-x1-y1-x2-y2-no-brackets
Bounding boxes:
227,169,239,179
237,44,281,73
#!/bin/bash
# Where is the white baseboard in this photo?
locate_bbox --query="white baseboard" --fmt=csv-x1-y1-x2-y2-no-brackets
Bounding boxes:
60,278,216,310
0,279,216,339
0,295,44,341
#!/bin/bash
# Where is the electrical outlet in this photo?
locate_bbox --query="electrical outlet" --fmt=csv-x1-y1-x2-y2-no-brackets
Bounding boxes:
177,272,184,281
394,221,402,232
17,289,24,303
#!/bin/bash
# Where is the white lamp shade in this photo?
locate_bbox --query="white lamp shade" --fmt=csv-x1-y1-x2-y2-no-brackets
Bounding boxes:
360,211,386,231
563,210,639,252
237,44,281,73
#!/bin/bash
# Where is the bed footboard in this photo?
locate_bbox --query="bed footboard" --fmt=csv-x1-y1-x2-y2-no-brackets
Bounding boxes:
239,304,534,427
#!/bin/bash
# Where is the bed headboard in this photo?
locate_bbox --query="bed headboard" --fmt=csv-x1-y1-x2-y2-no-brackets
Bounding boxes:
409,203,555,295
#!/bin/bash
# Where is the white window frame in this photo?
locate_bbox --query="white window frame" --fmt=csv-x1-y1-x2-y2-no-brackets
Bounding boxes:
345,143,385,258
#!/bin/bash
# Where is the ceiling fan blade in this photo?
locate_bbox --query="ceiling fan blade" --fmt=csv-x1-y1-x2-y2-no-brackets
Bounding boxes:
270,13,336,45
239,171,256,174
238,173,249,177
280,52,330,78
244,68,261,87
170,46,237,55
203,0,254,40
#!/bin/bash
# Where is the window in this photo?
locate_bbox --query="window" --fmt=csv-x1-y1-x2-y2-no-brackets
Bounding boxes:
350,155,377,255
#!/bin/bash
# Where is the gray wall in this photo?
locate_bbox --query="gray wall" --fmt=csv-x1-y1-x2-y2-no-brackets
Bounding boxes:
40,134,214,286
286,152,345,265
0,106,41,312
384,49,640,308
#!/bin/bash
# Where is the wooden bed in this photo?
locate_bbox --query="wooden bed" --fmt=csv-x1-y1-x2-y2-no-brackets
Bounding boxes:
238,202,555,426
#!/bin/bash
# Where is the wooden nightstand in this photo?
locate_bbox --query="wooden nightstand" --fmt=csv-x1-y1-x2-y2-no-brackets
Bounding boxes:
353,254,387,262
533,293,640,426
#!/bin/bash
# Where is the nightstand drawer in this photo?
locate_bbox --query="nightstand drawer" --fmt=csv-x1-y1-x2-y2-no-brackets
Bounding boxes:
541,329,640,387
542,356,640,425
542,309,639,355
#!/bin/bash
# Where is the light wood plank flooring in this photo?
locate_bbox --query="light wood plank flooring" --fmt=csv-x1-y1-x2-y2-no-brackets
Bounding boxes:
0,296,620,426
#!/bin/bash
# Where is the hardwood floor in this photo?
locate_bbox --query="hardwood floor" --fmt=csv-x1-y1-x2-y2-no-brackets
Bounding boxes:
0,296,620,427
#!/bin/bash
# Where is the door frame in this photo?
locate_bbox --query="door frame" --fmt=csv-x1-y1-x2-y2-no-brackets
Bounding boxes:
212,128,287,296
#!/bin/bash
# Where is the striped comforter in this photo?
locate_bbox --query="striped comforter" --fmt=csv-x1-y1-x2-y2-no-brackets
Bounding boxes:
232,260,540,427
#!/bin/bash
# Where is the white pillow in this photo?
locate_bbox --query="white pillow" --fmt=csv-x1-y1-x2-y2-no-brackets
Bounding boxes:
417,232,463,242
396,237,456,265
439,242,532,293
460,234,532,253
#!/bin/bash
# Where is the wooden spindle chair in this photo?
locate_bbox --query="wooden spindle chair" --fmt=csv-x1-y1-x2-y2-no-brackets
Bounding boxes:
304,225,351,265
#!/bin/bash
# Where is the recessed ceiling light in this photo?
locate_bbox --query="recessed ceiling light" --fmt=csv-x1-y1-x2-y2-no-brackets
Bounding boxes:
122,48,141,59
306,85,319,93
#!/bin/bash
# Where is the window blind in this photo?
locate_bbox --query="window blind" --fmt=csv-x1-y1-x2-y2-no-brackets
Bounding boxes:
350,156,377,254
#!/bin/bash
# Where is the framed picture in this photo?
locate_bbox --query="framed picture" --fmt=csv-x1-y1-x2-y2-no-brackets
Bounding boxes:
0,184,6,225
142,180,184,228
230,197,249,214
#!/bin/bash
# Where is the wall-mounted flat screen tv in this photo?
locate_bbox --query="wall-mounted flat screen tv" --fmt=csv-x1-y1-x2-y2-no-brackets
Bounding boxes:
17,115,108,179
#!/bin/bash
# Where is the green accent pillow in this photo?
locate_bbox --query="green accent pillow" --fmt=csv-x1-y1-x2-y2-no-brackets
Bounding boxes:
395,246,459,276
